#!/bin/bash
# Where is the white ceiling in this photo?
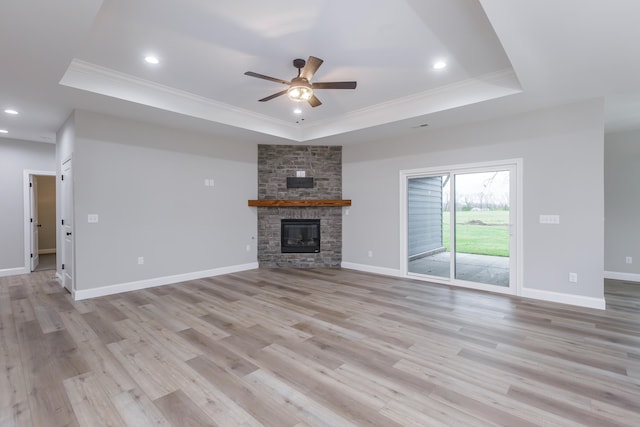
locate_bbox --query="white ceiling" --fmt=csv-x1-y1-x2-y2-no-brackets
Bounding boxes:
2,0,640,145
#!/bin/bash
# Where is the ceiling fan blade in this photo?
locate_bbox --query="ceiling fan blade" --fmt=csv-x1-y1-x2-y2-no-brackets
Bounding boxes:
300,56,323,81
258,89,289,102
244,71,290,85
312,81,357,90
308,95,322,108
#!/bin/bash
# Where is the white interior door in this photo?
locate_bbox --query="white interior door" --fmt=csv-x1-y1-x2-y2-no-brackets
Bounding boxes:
61,158,74,292
29,175,39,271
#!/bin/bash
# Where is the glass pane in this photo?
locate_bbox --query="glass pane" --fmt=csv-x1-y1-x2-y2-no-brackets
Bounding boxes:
454,171,510,286
407,175,451,278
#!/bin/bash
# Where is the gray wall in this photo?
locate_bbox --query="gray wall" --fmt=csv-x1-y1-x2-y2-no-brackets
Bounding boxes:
0,138,55,273
604,129,640,277
69,110,257,291
343,99,605,300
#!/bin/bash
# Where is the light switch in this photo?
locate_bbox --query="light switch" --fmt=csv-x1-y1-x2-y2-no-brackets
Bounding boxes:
88,214,99,223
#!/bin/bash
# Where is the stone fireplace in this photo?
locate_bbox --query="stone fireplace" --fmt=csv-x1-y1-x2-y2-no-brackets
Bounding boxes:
255,145,344,268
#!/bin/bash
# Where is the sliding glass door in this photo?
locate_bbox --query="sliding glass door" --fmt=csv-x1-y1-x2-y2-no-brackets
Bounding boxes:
405,162,518,293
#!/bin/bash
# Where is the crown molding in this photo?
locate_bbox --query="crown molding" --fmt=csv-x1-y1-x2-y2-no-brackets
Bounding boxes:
60,60,521,142
60,59,303,141
302,68,522,140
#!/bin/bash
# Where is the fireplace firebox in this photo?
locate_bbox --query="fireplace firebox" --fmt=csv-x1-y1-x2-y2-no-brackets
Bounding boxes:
281,219,320,253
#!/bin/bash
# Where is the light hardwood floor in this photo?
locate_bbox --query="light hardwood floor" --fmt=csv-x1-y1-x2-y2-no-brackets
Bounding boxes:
1,268,639,426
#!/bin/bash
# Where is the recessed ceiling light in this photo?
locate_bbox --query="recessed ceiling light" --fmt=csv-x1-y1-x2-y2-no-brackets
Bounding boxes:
293,108,302,115
0,129,8,134
433,61,447,70
4,109,18,115
145,56,159,64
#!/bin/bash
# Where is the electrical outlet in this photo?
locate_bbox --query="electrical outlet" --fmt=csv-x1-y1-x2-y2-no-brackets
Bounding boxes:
568,272,577,283
368,250,373,258
246,244,251,252
539,214,560,224
626,256,633,264
138,256,144,265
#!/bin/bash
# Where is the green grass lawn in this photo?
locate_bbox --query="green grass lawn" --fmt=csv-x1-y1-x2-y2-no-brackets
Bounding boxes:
443,210,510,257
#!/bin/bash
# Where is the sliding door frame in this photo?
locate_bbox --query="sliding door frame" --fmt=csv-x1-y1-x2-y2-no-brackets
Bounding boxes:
399,159,523,296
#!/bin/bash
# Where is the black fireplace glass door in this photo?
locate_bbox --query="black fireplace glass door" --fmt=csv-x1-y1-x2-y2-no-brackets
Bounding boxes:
281,219,320,253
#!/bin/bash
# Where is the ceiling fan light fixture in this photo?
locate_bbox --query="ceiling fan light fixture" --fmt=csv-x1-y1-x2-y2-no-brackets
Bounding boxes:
288,78,313,101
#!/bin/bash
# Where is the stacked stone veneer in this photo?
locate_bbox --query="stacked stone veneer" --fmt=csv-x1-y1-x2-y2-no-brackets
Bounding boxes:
257,144,342,268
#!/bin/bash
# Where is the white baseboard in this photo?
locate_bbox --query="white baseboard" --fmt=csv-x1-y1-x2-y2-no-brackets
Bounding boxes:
341,262,402,278
521,288,606,310
73,262,259,301
38,248,56,255
0,266,29,278
604,270,640,283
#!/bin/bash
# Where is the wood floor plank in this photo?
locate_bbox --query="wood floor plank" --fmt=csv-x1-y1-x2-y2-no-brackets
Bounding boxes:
144,294,230,340
106,339,178,400
16,319,80,427
258,343,405,427
76,338,137,397
111,388,173,427
178,328,259,376
153,389,215,427
82,310,126,344
244,369,360,427
0,293,32,427
114,318,202,362
187,354,299,426
64,372,127,427
10,297,35,324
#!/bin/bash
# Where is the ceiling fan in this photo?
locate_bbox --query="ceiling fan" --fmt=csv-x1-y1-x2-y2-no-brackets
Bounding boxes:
244,56,357,107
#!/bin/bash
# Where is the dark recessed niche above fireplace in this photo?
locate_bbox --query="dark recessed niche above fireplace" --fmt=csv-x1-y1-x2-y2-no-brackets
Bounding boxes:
281,219,320,253
287,177,314,188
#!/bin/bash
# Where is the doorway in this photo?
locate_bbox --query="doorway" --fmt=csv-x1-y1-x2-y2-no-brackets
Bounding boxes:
401,160,522,295
23,170,56,272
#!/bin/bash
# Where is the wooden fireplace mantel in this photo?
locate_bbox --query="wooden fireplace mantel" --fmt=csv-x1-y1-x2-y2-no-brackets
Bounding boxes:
248,199,351,207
